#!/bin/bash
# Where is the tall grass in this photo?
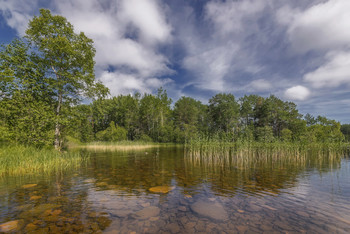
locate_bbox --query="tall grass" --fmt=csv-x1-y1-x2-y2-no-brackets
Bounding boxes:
72,140,178,152
0,145,89,176
185,139,349,169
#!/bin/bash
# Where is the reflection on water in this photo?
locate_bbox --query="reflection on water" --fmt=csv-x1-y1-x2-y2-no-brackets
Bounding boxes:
0,147,350,233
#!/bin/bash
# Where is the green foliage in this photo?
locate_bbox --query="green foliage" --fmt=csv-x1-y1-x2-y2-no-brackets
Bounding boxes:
0,10,345,147
0,39,55,146
0,9,108,148
209,93,240,134
255,126,275,142
306,120,344,143
341,124,350,142
96,121,127,142
25,9,108,149
281,128,293,142
138,134,153,142
0,145,87,176
173,96,207,143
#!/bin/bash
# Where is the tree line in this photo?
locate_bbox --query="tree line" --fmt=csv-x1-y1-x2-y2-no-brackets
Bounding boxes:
64,90,346,144
0,9,348,148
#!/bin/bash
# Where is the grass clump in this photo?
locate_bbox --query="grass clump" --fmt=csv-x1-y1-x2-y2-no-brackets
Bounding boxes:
70,140,174,151
0,145,88,176
186,139,349,166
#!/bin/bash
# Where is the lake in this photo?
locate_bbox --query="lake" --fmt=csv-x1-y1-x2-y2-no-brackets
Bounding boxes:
0,146,350,233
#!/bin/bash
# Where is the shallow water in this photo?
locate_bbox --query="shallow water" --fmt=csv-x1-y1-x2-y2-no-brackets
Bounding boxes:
0,146,350,233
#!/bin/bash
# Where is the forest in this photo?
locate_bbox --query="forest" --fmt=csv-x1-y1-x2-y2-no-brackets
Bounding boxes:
0,9,349,150
1,83,348,147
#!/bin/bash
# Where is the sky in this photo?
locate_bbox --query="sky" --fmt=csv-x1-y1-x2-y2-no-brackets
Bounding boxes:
0,0,350,123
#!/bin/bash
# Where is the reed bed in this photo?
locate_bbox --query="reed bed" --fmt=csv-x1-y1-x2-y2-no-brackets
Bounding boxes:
0,145,88,176
75,141,173,152
185,140,349,170
81,144,159,151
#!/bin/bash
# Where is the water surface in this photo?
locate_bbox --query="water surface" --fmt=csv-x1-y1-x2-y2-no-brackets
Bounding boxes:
1,146,349,233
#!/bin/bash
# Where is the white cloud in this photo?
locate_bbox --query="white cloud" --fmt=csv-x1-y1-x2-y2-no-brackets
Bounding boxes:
120,0,172,45
249,79,272,92
0,0,174,96
99,71,173,96
0,0,40,36
281,0,350,53
285,85,310,101
304,51,350,88
183,44,239,91
54,0,173,93
179,0,268,92
205,0,267,36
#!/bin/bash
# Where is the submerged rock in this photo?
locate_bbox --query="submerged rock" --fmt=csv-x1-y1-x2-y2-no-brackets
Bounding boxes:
110,209,133,218
30,195,42,200
96,182,108,187
22,184,37,189
135,206,160,219
190,201,228,221
25,223,38,232
20,204,61,218
0,220,24,233
148,186,174,194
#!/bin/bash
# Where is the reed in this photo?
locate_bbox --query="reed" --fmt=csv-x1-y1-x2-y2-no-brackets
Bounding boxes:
74,141,178,152
185,140,349,168
81,144,158,151
0,145,88,176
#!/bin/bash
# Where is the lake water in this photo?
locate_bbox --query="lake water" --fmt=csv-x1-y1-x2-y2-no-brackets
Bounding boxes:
1,146,350,233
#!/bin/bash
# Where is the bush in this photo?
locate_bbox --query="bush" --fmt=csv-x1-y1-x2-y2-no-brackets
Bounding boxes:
95,121,127,142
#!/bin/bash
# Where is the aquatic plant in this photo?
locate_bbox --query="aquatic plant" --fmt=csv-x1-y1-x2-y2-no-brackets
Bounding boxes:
185,140,349,167
0,145,88,176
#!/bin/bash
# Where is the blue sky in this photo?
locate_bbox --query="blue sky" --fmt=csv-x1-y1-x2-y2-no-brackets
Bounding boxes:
1,0,350,123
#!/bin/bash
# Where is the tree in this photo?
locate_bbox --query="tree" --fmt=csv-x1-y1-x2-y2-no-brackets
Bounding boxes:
208,93,240,137
138,88,172,142
341,124,350,142
25,9,108,149
0,39,55,146
173,96,208,142
239,94,259,127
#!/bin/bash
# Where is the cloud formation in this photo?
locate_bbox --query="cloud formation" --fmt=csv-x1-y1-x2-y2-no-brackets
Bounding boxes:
0,0,40,36
280,0,350,53
285,85,310,101
1,0,350,122
304,52,350,88
0,0,174,96
54,0,173,95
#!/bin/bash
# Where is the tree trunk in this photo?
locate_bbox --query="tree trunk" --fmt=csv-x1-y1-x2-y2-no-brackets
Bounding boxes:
54,91,62,150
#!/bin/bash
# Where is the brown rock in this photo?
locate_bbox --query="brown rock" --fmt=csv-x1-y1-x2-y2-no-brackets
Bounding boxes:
30,196,42,200
96,182,108,187
135,206,160,219
236,225,249,233
0,220,24,233
190,201,228,221
149,186,175,193
150,217,159,221
166,223,181,233
51,209,62,216
185,222,196,229
22,184,37,189
25,223,37,232
111,209,133,218
141,202,151,207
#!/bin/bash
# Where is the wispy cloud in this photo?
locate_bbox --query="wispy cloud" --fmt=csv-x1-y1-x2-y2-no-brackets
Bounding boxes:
280,0,350,53
1,0,350,122
304,51,350,88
